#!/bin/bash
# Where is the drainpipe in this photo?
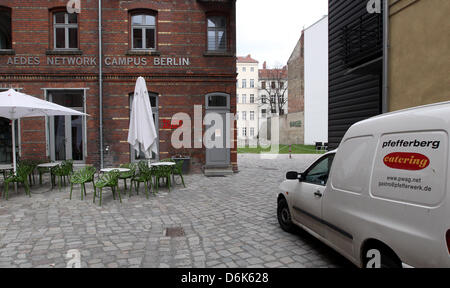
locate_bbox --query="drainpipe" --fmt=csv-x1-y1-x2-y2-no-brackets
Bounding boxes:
382,0,389,113
98,0,104,168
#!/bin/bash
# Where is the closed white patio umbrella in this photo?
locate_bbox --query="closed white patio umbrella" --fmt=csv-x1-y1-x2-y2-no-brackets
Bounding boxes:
0,89,87,174
128,77,158,159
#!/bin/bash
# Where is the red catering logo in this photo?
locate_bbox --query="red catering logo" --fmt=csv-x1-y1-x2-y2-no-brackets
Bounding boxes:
383,152,430,171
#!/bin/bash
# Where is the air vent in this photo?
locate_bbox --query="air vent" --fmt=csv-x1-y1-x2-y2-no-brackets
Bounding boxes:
165,227,185,238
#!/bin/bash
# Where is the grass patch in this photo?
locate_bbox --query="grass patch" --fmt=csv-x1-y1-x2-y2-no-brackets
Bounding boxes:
237,144,325,154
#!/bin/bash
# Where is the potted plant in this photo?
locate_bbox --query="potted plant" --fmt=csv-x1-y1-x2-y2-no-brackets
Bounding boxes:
171,154,191,174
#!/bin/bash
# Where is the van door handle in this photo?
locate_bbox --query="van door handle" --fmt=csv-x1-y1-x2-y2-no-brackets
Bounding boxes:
314,191,323,198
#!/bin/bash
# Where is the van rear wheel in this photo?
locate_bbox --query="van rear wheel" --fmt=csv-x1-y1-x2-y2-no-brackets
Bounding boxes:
277,198,294,233
363,246,402,268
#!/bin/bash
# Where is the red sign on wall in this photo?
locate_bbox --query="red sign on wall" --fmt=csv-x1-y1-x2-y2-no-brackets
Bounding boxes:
162,119,183,130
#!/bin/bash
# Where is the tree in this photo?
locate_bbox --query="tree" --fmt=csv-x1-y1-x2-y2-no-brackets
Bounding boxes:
259,64,288,116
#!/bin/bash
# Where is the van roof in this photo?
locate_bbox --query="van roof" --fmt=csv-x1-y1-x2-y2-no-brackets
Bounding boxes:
344,101,450,140
369,100,450,121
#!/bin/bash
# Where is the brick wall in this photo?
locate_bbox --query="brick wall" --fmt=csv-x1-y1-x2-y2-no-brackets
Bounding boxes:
287,33,304,114
0,0,237,172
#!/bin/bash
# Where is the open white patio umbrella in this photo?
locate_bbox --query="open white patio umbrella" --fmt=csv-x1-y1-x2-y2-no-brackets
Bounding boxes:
0,89,87,174
128,77,158,159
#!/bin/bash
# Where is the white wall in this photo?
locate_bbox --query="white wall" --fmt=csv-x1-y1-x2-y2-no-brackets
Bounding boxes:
304,16,328,145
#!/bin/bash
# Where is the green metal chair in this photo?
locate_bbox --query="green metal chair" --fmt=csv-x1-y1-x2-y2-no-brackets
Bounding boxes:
118,163,136,192
93,170,120,206
38,166,51,185
131,161,152,198
70,166,96,200
153,165,173,193
52,160,74,190
18,159,37,186
172,160,186,188
3,165,31,200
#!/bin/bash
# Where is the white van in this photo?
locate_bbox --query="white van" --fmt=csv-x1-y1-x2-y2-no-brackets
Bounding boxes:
278,101,450,268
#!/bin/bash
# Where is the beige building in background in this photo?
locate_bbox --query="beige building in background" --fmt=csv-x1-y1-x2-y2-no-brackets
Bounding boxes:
236,55,259,147
389,0,450,111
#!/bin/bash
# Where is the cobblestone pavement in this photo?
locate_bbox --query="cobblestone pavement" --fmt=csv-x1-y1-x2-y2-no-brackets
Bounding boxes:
0,154,353,268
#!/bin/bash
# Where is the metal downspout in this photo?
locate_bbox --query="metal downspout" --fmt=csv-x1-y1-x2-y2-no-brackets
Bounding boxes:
98,0,104,168
382,0,389,113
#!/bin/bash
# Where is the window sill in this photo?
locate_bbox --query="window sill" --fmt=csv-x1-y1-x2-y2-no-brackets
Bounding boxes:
0,49,15,55
126,50,161,56
203,51,235,57
46,49,83,56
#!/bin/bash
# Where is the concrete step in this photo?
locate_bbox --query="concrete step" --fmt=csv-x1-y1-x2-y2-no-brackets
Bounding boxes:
203,166,234,177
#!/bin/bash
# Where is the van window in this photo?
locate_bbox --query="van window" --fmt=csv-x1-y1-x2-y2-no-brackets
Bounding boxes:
371,131,448,206
331,136,375,194
304,154,335,186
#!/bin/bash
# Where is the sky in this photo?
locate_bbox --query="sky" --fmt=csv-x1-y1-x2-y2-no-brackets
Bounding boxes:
236,0,328,68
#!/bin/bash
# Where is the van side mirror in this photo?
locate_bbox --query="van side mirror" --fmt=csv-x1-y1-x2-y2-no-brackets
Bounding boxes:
286,171,303,181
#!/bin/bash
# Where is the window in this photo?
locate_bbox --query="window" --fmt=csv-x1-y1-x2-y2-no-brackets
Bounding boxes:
54,12,78,49
250,79,255,88
242,94,247,104
236,113,239,120
242,111,247,120
242,79,247,88
131,13,156,50
207,16,227,51
250,94,255,104
250,67,254,72
0,8,11,49
261,82,266,89
208,94,227,107
261,96,267,104
242,67,246,72
304,154,335,186
250,111,254,121
271,95,276,104
261,109,267,118
271,81,276,89
333,136,375,194
242,127,247,137
280,82,284,89
250,128,255,137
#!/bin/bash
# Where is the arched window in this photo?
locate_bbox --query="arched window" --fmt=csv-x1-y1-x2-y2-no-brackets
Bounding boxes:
0,7,12,50
131,12,156,50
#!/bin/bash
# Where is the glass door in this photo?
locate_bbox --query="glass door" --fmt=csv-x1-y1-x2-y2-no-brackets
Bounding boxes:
49,90,85,162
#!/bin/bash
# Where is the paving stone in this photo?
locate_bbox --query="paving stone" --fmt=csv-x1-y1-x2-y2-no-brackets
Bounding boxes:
0,155,352,268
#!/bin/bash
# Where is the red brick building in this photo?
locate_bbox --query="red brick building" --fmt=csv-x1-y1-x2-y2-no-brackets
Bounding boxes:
0,0,237,173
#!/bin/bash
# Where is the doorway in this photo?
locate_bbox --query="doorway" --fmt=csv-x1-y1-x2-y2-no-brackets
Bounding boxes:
129,91,159,161
48,90,85,163
205,93,230,167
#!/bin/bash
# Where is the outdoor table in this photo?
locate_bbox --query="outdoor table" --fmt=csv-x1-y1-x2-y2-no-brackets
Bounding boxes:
0,164,13,180
37,162,62,169
37,162,62,189
149,162,177,186
149,162,176,167
100,168,130,173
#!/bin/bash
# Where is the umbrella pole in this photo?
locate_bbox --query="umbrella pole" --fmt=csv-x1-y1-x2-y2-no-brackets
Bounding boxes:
12,119,17,175
11,120,18,193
